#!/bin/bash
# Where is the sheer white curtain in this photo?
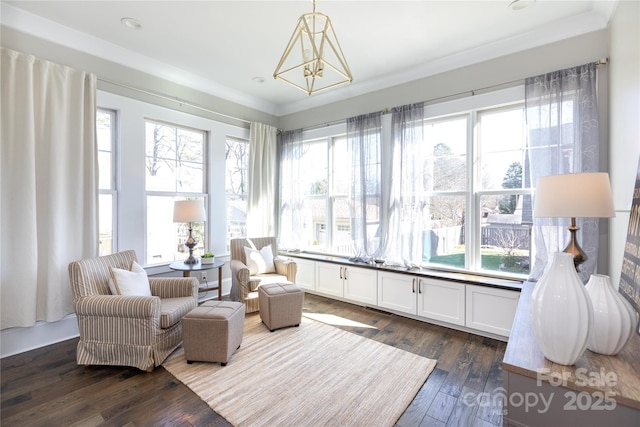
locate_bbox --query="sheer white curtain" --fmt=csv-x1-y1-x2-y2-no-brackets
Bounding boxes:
526,62,601,282
347,112,382,261
247,122,277,237
1,48,98,328
386,103,427,267
278,129,310,249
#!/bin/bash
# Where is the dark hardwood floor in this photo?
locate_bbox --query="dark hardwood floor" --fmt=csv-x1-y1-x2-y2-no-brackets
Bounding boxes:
1,293,505,426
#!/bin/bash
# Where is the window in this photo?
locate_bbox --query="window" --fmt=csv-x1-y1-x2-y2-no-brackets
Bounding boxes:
421,116,468,269
476,106,531,275
283,88,532,278
421,103,532,276
299,136,355,254
97,108,117,255
225,137,249,249
145,120,206,264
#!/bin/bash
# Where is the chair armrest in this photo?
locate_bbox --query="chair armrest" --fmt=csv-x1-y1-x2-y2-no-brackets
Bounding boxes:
149,277,199,299
230,259,252,302
74,295,161,319
275,257,297,282
230,259,250,285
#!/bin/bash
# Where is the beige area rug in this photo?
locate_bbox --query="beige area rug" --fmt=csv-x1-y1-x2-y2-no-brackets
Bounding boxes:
163,313,437,427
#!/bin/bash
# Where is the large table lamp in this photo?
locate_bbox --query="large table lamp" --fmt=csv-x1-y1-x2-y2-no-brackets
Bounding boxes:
173,200,206,264
534,172,615,270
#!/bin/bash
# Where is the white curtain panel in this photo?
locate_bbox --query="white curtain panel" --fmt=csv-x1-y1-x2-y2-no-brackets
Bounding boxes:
247,122,277,237
278,129,309,249
386,103,426,267
525,62,600,282
1,48,98,328
347,112,383,261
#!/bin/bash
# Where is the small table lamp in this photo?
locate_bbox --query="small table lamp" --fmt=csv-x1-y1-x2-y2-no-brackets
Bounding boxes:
173,200,206,264
534,172,615,270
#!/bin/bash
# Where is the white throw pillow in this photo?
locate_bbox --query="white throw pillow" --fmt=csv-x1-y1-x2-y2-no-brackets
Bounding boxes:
244,245,276,275
108,261,152,296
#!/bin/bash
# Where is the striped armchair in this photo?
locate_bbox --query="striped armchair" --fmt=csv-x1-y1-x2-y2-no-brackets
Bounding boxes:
230,237,297,313
68,250,198,371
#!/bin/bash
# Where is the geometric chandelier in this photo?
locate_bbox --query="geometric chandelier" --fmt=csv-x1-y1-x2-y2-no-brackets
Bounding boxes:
273,0,353,95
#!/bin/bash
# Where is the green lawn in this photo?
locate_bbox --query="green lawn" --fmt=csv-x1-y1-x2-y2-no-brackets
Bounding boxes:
428,251,529,274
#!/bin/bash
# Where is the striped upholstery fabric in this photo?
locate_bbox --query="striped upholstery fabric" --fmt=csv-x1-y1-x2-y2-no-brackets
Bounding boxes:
68,250,198,371
229,237,297,313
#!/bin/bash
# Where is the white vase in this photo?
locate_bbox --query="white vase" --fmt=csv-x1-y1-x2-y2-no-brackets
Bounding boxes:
585,274,638,355
530,252,593,365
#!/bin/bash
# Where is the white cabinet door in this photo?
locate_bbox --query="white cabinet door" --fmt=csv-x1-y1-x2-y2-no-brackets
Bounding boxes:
377,271,416,315
293,258,316,291
343,266,377,305
417,278,465,326
315,262,344,298
466,285,520,337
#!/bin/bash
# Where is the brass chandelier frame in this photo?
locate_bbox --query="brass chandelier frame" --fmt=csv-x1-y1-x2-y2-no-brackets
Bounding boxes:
273,0,352,95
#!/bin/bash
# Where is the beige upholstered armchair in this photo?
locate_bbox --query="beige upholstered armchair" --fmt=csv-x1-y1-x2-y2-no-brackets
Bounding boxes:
230,237,297,313
68,250,198,371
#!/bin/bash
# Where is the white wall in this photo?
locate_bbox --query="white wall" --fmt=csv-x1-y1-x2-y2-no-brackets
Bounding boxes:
98,91,248,261
3,18,638,357
607,0,640,286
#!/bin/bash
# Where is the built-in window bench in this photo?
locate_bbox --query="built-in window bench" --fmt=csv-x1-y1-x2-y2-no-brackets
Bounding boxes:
281,252,522,341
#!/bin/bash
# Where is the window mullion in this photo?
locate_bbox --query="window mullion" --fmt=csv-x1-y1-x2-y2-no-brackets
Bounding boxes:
327,136,335,250
468,110,479,272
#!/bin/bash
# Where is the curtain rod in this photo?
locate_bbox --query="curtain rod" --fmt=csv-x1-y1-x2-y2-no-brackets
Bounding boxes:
301,57,609,132
97,77,252,125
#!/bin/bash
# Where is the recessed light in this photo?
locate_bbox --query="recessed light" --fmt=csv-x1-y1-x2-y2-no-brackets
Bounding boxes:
121,17,142,30
252,77,265,83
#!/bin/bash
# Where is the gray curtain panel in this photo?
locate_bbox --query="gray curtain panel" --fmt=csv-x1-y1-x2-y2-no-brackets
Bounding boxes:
525,62,600,282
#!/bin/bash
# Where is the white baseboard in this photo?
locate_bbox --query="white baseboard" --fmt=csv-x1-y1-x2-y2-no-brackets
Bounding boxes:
1,315,80,358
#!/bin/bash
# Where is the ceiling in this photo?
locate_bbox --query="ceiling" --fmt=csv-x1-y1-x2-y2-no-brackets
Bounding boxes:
1,1,617,116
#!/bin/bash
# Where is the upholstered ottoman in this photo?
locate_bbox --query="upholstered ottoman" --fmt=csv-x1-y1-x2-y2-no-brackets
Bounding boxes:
258,283,304,331
182,301,245,366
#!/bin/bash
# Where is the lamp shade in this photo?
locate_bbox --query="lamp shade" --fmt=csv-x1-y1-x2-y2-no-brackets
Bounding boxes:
173,200,206,223
534,172,615,218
